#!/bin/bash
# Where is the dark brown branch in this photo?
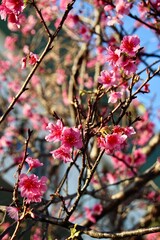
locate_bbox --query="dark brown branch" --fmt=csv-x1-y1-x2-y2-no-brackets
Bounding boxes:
34,213,160,239
83,159,160,227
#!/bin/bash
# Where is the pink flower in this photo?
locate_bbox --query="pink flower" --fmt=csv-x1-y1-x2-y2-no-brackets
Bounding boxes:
7,206,19,221
59,0,70,10
134,112,154,146
145,232,160,240
115,0,131,17
61,127,83,149
25,157,43,171
64,14,79,29
94,0,106,7
104,4,114,11
0,0,24,27
45,120,63,142
138,2,148,19
98,133,127,154
79,25,90,41
122,60,137,74
123,126,136,136
143,83,150,93
106,16,123,26
29,52,38,65
5,0,24,14
106,172,117,184
19,174,48,204
106,47,121,66
4,36,17,51
85,203,103,223
0,4,11,21
50,146,72,163
147,191,156,200
120,35,140,56
105,133,127,151
117,54,138,74
133,149,146,166
14,156,23,164
56,68,66,85
98,70,116,88
23,103,33,117
108,91,122,103
93,203,103,215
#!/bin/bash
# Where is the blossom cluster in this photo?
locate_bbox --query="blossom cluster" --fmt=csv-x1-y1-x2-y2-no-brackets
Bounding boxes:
134,112,154,146
19,173,48,204
45,120,83,163
98,125,136,155
98,35,141,104
6,157,47,223
111,148,146,176
105,35,141,76
104,0,132,26
17,156,47,204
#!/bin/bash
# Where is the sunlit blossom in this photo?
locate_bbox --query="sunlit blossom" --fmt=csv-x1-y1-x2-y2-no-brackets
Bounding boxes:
120,35,140,56
19,173,48,204
45,120,63,142
61,127,83,149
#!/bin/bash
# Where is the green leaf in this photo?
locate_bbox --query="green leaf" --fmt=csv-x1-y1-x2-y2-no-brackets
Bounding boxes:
67,224,81,240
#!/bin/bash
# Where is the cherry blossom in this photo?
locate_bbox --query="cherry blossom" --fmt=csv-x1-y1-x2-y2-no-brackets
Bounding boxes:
59,0,71,11
106,15,123,26
115,0,131,17
19,174,48,204
122,126,136,136
121,59,137,75
85,203,103,223
145,232,160,240
108,91,122,104
45,120,63,142
98,132,127,154
5,0,24,14
133,149,146,166
25,157,43,171
4,36,17,51
56,68,66,85
120,35,140,57
29,52,39,66
50,146,72,163
0,0,159,238
106,47,121,66
61,127,83,149
98,70,116,88
104,4,114,11
134,112,154,146
0,0,24,27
